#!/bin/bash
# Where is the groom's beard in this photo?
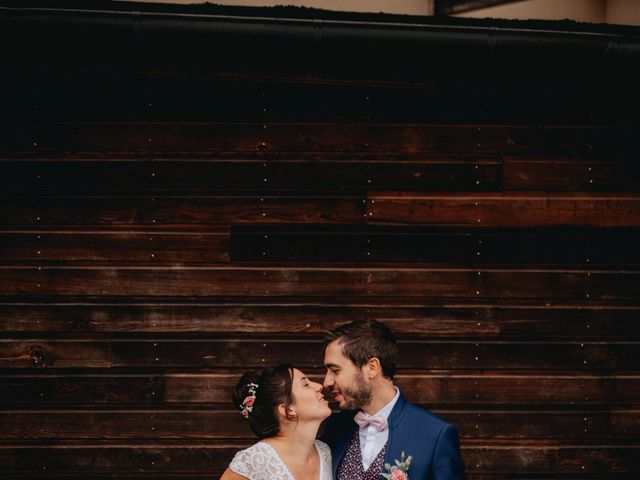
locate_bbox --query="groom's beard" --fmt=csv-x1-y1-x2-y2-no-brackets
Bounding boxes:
339,371,372,410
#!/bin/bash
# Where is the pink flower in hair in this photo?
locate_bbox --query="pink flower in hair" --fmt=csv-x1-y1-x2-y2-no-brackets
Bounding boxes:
238,382,258,419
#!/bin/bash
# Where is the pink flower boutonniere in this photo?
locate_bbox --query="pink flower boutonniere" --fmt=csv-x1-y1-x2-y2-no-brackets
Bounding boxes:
382,451,413,480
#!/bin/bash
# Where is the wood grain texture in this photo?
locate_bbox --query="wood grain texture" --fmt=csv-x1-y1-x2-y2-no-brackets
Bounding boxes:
0,196,365,225
1,303,638,338
231,225,640,265
1,267,638,300
0,338,637,370
0,160,501,194
1,372,638,405
367,193,640,227
0,228,230,264
2,123,637,159
0,408,637,440
8,71,637,126
503,157,640,192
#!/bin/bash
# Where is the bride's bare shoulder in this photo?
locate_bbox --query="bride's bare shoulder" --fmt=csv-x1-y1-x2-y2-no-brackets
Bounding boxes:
220,467,250,480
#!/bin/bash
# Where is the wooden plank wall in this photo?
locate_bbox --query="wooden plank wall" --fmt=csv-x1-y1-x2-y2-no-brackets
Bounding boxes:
1,26,640,480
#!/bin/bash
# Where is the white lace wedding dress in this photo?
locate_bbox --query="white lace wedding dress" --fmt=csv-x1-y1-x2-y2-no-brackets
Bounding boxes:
229,439,333,480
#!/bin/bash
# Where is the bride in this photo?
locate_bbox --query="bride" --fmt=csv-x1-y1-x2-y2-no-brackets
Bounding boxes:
221,364,333,480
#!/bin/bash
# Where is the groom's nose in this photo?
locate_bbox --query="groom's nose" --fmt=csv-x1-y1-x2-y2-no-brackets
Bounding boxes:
323,372,333,388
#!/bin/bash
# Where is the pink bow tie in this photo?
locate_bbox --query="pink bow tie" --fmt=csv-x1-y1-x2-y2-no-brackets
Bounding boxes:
354,411,388,432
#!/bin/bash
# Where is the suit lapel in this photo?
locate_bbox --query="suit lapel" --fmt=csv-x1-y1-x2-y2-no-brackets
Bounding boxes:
382,392,408,477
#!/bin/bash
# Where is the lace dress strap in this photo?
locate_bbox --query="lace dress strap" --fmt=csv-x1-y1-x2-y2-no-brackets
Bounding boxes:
314,440,334,480
229,442,293,480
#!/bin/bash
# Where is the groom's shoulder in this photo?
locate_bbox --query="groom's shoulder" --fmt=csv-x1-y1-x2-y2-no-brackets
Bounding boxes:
400,399,455,434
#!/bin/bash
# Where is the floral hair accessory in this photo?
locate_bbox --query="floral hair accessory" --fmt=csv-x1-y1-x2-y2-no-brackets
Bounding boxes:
382,451,413,480
239,382,259,418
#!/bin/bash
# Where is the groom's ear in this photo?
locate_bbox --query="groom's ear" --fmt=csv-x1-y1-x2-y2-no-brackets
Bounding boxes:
364,357,382,379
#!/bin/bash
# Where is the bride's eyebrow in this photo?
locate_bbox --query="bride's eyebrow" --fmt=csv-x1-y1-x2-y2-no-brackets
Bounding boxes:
300,376,308,383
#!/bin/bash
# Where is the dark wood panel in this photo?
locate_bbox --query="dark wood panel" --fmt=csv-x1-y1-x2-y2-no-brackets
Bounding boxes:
231,226,640,265
503,157,640,192
0,196,364,225
0,339,637,370
393,373,640,406
0,444,237,474
1,267,638,300
1,372,636,405
0,228,230,264
0,444,637,474
463,444,640,474
5,224,640,267
0,408,636,441
0,160,501,194
0,341,111,368
0,373,165,405
2,123,637,159
11,71,637,126
2,12,638,480
367,193,640,227
1,303,638,338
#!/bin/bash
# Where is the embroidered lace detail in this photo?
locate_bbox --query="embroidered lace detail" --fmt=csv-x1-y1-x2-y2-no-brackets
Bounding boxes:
229,439,332,480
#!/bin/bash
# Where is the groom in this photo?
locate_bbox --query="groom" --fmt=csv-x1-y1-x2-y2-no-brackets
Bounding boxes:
321,320,467,480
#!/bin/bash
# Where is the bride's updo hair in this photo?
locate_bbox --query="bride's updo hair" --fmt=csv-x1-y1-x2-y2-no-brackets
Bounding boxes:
232,364,295,438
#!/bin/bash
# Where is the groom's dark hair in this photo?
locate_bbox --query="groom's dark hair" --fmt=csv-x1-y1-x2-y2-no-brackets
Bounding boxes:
324,320,397,379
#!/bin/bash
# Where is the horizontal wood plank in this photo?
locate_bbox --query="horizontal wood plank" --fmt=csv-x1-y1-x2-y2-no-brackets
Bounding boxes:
1,372,637,405
4,157,638,195
1,303,638,338
231,226,640,265
0,408,636,441
503,157,640,192
0,196,365,225
367,193,640,227
3,195,639,229
2,123,637,159
5,225,640,266
0,337,638,370
8,72,637,126
0,267,637,300
0,228,230,264
0,160,501,194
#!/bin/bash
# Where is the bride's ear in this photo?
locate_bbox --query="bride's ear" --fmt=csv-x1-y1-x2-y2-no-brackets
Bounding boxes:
278,403,297,420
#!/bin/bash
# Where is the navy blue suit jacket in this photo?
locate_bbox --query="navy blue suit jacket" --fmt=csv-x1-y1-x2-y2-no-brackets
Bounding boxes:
321,392,466,480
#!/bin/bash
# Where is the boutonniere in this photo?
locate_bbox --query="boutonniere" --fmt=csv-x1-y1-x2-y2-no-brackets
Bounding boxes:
382,451,413,480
